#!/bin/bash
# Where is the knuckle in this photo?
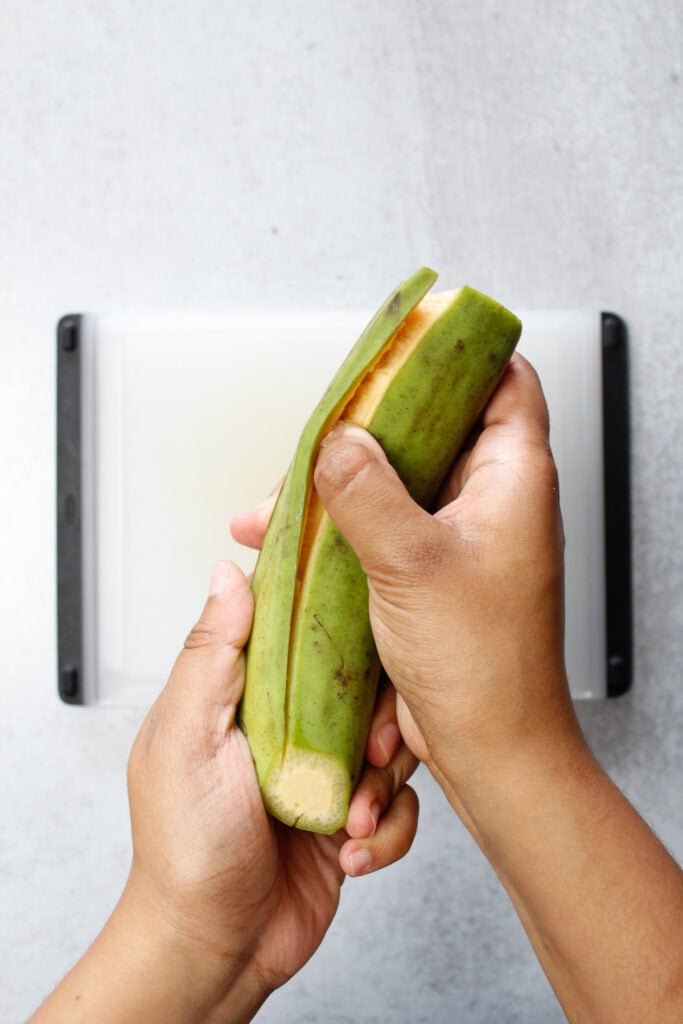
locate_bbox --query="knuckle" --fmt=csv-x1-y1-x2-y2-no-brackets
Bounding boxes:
367,517,448,588
315,441,376,497
183,620,246,662
396,529,448,583
183,616,220,651
384,785,420,858
379,763,397,800
383,745,416,797
516,440,560,496
532,447,562,510
537,444,560,489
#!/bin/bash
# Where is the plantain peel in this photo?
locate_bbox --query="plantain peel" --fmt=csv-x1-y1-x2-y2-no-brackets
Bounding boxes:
239,268,522,834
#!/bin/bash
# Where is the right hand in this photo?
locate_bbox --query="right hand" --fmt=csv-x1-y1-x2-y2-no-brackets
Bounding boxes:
313,354,683,1024
312,354,585,815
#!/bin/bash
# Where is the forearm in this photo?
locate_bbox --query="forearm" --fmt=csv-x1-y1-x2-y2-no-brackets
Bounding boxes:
441,732,683,1023
29,878,269,1024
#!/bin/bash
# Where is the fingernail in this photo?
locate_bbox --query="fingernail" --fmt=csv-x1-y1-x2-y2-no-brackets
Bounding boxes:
316,424,375,490
377,722,401,764
320,420,349,448
321,422,372,449
209,561,228,596
348,847,372,876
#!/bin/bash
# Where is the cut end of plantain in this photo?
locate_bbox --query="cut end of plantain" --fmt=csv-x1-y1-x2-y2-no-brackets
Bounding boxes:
263,748,351,834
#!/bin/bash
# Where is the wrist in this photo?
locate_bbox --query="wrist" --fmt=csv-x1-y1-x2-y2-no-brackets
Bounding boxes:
443,725,599,870
110,873,271,1024
29,872,271,1024
426,696,595,850
432,716,683,1024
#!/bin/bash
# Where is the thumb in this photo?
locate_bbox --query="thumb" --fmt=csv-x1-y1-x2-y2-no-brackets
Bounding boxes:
314,423,441,580
163,560,254,721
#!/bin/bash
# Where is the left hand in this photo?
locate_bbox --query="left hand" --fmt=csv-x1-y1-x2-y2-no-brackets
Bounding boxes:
30,499,418,1024
124,519,418,1016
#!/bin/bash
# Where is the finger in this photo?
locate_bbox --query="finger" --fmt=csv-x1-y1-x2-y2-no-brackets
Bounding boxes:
345,742,418,840
365,678,401,768
340,785,419,877
163,560,254,728
460,354,551,479
230,478,284,549
314,423,443,581
435,353,553,512
435,444,476,509
482,352,550,440
395,692,430,765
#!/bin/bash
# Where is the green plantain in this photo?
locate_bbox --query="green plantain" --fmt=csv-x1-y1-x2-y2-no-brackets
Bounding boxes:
239,268,521,833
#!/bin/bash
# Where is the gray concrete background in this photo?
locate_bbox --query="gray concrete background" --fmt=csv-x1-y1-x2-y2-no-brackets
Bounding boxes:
1,1,681,1021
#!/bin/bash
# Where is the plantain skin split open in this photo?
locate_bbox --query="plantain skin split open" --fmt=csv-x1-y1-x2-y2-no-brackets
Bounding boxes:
238,268,522,834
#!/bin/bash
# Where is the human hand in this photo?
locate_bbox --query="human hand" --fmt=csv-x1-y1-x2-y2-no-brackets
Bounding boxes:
123,556,418,1019
309,355,683,1024
310,353,585,818
31,545,416,1024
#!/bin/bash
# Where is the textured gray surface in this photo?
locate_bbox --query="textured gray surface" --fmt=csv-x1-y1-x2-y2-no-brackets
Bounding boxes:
1,1,681,1021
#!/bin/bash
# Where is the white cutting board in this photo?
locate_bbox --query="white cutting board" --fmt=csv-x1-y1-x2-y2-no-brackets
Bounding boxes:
73,309,607,706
